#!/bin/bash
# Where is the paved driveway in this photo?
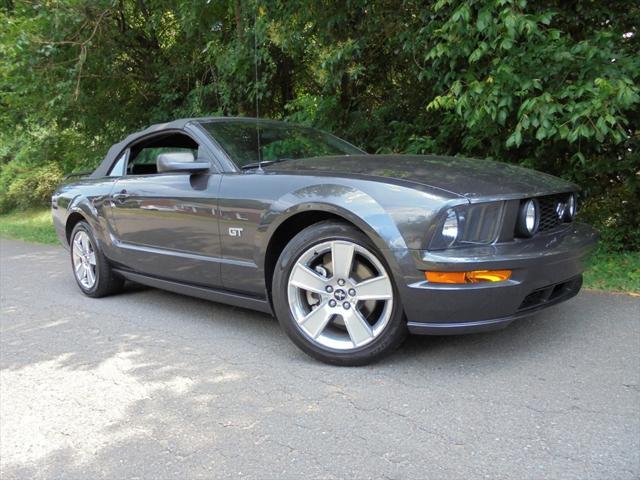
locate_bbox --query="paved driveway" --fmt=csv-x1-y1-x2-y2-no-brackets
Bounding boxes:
1,238,638,479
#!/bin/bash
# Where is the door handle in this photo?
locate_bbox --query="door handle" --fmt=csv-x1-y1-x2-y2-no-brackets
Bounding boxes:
112,189,129,202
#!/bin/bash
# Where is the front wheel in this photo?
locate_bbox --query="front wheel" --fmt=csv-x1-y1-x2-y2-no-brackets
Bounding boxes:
272,221,407,366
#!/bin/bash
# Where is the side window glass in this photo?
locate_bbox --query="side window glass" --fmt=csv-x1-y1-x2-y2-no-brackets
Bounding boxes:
108,151,128,177
127,147,198,175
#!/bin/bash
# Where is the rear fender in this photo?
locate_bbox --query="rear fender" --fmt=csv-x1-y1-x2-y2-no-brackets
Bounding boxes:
67,194,115,256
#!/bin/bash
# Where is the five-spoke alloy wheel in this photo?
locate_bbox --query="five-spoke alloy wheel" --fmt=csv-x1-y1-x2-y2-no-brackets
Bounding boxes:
69,221,124,297
72,230,97,289
273,221,407,365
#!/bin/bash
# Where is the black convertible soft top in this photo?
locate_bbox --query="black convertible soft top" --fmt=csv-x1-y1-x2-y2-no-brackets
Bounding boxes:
91,116,336,177
91,118,198,177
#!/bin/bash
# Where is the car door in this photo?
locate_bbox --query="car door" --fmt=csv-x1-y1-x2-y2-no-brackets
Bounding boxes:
106,131,223,288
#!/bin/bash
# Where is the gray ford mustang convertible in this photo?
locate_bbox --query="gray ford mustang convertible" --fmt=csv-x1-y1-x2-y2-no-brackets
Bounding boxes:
52,117,598,365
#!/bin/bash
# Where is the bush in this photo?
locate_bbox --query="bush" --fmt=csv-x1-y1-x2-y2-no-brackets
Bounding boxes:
0,163,64,213
579,180,640,252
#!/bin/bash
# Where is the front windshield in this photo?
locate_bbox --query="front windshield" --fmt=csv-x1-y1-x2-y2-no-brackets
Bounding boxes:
200,120,364,168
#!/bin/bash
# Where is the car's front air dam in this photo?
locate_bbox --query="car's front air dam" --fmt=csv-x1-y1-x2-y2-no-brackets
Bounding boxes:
398,223,598,335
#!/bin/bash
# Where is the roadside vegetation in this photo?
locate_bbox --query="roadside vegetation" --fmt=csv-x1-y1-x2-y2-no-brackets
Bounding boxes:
584,250,640,294
0,209,58,244
1,1,638,292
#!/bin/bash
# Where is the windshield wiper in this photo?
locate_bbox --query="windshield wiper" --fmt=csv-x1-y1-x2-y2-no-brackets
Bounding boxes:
240,158,294,170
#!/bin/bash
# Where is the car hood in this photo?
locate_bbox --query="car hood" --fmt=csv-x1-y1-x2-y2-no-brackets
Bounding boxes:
267,154,575,199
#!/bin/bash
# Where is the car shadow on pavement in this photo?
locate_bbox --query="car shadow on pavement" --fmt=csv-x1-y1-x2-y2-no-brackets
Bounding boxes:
3,269,639,479
1,276,589,374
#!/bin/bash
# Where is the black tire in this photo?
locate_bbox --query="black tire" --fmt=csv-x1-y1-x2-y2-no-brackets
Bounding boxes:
69,221,124,298
272,221,407,366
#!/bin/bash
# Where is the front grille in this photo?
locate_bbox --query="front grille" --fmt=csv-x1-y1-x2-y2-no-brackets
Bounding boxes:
537,193,572,232
518,275,582,311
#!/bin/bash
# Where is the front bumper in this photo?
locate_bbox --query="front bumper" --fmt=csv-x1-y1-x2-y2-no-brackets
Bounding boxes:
398,223,598,335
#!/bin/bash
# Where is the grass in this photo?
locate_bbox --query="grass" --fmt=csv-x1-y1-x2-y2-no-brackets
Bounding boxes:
583,249,640,295
0,208,59,244
1,208,638,294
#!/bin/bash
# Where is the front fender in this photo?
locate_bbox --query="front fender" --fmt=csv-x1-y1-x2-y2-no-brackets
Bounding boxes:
263,183,408,251
255,178,464,304
256,183,415,287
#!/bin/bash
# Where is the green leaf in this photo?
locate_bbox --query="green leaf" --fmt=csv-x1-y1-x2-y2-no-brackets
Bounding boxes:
500,38,513,50
498,109,508,125
469,48,483,63
539,12,553,25
452,5,471,23
567,128,579,143
558,125,570,138
506,128,522,148
477,9,491,31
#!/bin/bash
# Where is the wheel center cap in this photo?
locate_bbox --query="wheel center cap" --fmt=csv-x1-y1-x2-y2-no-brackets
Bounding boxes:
334,289,347,301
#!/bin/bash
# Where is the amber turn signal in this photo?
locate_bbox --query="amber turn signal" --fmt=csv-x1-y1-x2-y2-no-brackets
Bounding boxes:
425,270,512,284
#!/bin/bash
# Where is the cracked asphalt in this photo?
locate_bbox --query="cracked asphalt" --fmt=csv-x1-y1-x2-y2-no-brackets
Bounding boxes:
1,238,639,479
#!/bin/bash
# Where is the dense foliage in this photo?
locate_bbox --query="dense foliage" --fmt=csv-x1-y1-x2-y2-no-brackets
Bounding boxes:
1,0,638,250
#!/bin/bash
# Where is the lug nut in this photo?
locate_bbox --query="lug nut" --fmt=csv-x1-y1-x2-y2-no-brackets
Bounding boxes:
343,302,351,310
329,299,337,308
337,279,346,286
325,285,334,293
348,288,356,296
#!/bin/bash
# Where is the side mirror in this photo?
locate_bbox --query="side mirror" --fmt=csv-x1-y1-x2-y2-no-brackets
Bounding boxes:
156,152,209,173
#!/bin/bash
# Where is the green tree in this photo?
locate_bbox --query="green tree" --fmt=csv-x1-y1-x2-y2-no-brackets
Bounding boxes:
1,0,638,249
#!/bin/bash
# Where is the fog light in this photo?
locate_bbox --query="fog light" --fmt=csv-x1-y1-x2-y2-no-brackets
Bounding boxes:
425,270,512,284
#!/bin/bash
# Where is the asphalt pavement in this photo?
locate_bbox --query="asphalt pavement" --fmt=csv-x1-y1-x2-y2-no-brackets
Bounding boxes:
1,238,639,479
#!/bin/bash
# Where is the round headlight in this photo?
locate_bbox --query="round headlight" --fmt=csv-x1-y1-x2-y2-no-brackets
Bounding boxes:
565,194,577,220
516,199,539,237
441,209,459,245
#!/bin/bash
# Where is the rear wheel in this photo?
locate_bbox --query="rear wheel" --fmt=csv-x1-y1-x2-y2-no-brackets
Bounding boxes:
70,221,124,298
272,221,407,366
